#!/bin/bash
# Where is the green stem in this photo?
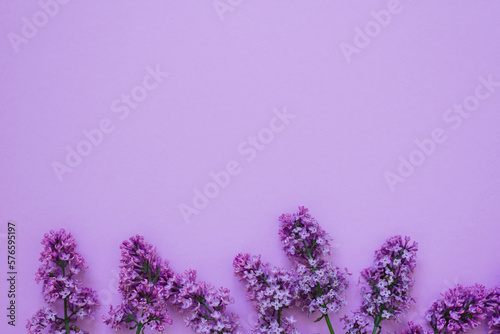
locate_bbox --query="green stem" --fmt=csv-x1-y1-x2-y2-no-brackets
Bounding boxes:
68,307,80,319
257,274,271,288
136,323,144,334
324,314,335,334
317,282,323,295
197,297,213,314
277,308,282,326
302,240,314,260
371,305,385,334
372,318,380,334
195,296,223,334
63,298,70,333
61,265,70,333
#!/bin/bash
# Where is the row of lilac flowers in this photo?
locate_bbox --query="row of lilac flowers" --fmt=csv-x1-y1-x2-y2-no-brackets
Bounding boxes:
27,207,499,334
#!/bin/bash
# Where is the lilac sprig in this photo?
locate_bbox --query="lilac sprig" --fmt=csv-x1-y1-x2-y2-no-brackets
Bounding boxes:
343,311,372,334
396,321,433,334
278,206,332,263
233,253,299,334
279,207,349,334
295,260,349,315
169,269,241,333
485,287,500,334
251,315,299,334
344,235,418,334
27,229,99,334
104,235,174,334
425,284,495,334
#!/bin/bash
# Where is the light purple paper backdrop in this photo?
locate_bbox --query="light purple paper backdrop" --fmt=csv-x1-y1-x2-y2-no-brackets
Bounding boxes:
1,1,499,333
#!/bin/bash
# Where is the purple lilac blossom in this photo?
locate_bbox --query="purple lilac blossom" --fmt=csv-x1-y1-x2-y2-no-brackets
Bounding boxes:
278,206,332,262
27,229,99,334
425,284,490,334
342,311,371,334
396,322,433,334
360,236,418,321
251,315,299,334
279,206,349,334
233,253,299,334
343,235,418,334
485,287,500,334
169,269,241,333
104,235,174,333
294,259,349,315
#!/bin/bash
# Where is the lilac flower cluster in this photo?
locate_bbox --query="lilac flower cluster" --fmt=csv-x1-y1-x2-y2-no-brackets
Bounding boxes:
425,284,500,334
485,287,500,334
170,269,241,333
278,206,332,261
251,315,299,334
279,207,349,333
27,229,99,334
343,235,418,334
233,253,299,334
105,235,241,333
104,235,174,334
360,236,418,321
294,260,349,315
342,311,371,334
397,321,433,334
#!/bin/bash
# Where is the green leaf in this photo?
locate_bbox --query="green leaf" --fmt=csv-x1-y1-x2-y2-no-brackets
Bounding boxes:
314,314,325,322
124,313,136,323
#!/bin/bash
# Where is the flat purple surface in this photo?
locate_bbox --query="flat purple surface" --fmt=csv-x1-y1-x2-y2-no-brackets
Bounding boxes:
1,1,499,333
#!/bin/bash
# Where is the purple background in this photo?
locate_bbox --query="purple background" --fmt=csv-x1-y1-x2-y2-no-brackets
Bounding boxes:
1,1,500,333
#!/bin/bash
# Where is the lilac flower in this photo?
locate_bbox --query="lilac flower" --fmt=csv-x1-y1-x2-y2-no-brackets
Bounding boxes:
278,206,332,262
485,287,500,334
396,322,433,334
279,207,349,333
342,311,371,334
344,236,418,334
233,253,299,334
27,308,58,334
425,284,494,334
104,235,174,333
27,229,99,334
489,310,500,334
295,259,349,315
251,315,299,334
169,269,241,333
